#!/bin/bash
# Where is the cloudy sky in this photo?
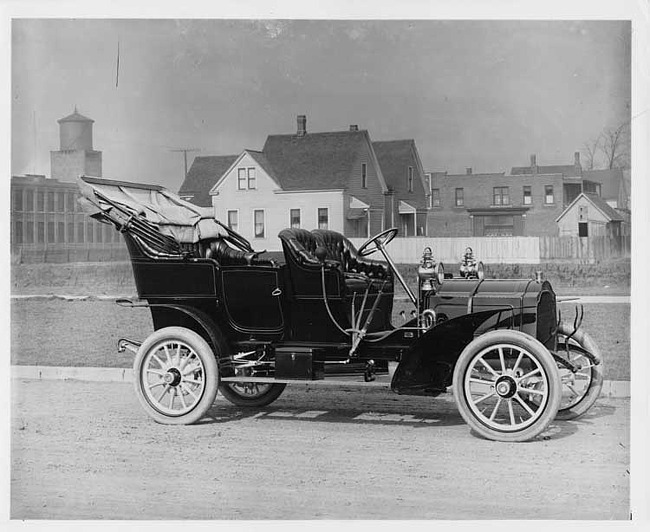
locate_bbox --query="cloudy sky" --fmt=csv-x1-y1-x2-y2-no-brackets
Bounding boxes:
11,17,631,192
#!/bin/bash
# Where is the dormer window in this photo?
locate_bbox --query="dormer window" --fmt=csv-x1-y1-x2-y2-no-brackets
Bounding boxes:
408,166,414,192
237,167,257,190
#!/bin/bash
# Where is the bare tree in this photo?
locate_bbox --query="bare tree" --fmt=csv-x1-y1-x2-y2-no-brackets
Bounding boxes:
599,122,630,170
582,137,601,170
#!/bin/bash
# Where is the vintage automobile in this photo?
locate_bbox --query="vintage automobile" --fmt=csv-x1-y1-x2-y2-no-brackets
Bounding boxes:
78,175,604,442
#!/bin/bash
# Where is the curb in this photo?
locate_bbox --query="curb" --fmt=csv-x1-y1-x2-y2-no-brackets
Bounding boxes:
10,365,631,398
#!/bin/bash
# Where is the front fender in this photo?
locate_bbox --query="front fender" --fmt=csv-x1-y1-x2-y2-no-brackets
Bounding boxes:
391,309,509,396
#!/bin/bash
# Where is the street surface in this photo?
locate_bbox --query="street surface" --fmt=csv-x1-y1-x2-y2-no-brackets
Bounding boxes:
11,378,630,520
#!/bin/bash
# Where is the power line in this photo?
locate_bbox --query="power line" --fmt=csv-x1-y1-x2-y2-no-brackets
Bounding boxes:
169,148,200,180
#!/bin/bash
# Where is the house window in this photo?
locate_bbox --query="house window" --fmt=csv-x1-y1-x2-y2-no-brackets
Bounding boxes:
25,189,34,211
493,187,510,206
408,167,414,192
290,209,301,229
37,191,45,212
47,221,55,242
523,186,532,205
247,168,256,189
318,208,329,230
254,210,265,238
77,223,85,243
12,189,23,211
37,222,45,243
361,163,367,188
455,188,464,207
545,185,554,204
227,210,238,232
432,189,441,207
237,168,247,190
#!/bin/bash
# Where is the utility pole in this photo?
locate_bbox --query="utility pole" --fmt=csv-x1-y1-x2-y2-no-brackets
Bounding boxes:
170,148,200,180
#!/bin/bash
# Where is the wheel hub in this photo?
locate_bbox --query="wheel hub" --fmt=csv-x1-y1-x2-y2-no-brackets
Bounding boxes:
495,375,517,398
163,367,182,386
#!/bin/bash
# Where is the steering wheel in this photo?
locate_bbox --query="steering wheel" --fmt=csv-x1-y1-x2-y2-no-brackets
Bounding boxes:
357,227,398,257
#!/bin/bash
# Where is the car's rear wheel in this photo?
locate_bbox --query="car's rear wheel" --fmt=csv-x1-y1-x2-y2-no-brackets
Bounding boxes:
134,327,219,425
555,321,604,420
219,382,286,407
452,330,561,442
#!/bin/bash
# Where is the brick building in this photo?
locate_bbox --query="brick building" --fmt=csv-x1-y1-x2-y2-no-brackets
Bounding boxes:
10,109,126,262
427,152,613,238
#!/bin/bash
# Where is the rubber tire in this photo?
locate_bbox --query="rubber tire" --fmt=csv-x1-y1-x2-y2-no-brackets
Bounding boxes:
452,329,562,442
133,326,219,425
555,320,604,420
219,383,287,407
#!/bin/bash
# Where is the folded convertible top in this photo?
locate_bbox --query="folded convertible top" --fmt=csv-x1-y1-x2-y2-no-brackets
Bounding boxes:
77,175,230,244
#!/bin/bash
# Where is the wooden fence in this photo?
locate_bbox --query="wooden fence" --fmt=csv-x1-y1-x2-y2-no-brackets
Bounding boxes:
539,235,631,262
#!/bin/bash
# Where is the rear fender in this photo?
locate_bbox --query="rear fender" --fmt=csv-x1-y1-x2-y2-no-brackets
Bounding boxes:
391,308,509,395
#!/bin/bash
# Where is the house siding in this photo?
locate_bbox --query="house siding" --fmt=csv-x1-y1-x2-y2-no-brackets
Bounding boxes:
428,173,565,237
344,147,386,237
212,152,344,250
558,196,613,237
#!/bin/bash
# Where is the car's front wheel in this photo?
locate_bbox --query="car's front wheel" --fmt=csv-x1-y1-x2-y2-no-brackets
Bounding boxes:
452,330,561,442
133,327,219,425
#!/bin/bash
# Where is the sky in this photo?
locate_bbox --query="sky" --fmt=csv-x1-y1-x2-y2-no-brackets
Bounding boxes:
11,18,631,192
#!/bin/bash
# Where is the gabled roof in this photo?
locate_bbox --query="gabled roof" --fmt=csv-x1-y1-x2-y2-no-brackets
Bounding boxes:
179,155,238,207
372,140,428,207
262,129,385,191
511,164,579,177
209,149,282,193
556,192,624,223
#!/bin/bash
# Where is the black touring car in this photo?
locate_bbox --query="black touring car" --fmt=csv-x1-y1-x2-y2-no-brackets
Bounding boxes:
78,175,604,442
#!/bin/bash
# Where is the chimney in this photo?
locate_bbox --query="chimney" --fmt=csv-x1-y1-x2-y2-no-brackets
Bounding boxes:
297,115,307,137
574,151,582,174
349,125,359,132
530,154,537,175
466,167,472,175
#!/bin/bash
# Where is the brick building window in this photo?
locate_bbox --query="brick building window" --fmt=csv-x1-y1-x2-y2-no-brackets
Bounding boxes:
254,209,265,238
67,192,76,211
545,185,554,204
57,192,65,212
58,222,65,243
318,208,329,230
25,190,34,211
37,191,45,211
227,210,238,231
290,209,301,229
86,224,94,243
78,223,85,243
523,186,532,205
96,224,103,243
68,223,75,243
432,189,441,207
407,167,414,192
47,222,55,242
37,222,45,243
25,222,34,243
12,189,23,211
493,187,510,206
455,188,464,207
13,221,23,244
361,163,367,188
47,192,55,212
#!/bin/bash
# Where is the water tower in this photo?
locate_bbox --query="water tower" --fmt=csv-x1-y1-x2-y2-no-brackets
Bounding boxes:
50,107,102,181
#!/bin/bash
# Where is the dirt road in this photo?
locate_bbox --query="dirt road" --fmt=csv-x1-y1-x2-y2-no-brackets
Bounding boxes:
11,378,629,520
